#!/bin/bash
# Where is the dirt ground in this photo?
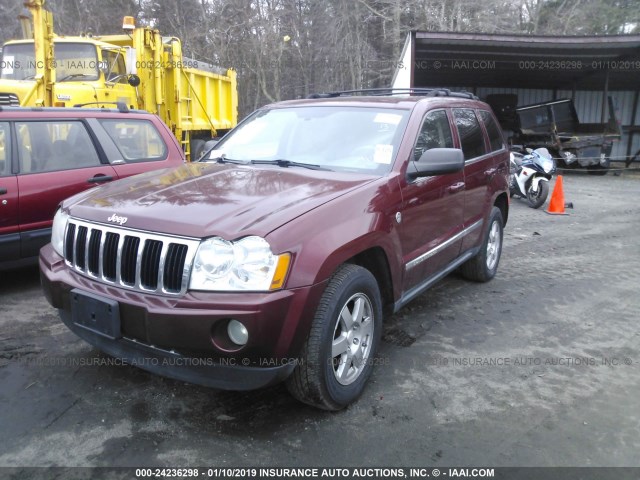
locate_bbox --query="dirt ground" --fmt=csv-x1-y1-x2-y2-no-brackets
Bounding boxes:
1,170,639,475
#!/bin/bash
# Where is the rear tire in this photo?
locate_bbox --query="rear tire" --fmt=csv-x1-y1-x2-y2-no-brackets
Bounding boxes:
286,264,382,411
459,206,504,283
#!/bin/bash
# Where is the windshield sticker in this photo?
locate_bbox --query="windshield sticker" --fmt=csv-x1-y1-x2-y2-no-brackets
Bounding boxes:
373,113,402,125
374,144,394,164
2,56,14,75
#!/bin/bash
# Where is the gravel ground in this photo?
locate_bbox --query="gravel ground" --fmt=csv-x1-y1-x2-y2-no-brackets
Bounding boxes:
0,171,639,474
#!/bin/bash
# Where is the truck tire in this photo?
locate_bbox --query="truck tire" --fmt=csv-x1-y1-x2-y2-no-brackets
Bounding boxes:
190,139,206,161
588,164,609,176
459,206,504,283
286,264,382,411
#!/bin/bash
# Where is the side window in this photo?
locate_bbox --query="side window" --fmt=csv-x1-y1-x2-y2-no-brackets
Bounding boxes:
16,121,101,174
102,50,128,84
99,119,167,163
479,110,505,152
453,109,487,161
0,123,10,176
414,110,454,161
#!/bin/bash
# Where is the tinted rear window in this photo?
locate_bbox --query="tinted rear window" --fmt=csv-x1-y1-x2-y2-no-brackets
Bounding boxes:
453,109,487,161
479,110,505,152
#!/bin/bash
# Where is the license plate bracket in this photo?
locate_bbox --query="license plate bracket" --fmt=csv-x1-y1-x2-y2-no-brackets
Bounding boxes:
70,289,121,340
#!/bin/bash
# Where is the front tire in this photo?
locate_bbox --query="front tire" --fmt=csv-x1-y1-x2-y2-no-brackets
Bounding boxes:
459,206,504,282
286,264,382,410
526,180,549,208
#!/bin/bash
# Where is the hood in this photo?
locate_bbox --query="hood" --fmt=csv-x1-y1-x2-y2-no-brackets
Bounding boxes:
0,79,91,106
64,163,376,239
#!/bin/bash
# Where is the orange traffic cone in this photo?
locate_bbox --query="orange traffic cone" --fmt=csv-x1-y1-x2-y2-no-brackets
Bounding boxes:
546,175,569,215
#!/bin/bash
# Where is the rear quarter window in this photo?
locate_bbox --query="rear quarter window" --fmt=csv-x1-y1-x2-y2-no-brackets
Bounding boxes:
453,108,487,161
0,122,10,176
99,119,167,163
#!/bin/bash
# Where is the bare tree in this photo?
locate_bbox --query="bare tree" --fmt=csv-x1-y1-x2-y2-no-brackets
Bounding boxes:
1,0,637,117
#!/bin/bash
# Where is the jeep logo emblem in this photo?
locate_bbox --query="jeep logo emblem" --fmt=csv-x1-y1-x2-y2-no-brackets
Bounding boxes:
107,214,128,226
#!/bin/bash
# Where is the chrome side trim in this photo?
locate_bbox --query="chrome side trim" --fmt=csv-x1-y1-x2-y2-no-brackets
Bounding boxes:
395,246,480,313
405,219,483,271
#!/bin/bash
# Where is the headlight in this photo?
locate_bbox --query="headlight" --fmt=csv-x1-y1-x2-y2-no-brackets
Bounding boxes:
189,236,290,291
51,209,69,257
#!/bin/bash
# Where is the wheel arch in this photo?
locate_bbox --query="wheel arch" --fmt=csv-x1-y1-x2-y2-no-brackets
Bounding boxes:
347,247,395,316
494,192,509,226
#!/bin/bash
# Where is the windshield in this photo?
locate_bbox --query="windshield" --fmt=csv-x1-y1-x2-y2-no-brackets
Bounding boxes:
0,42,99,81
205,106,410,175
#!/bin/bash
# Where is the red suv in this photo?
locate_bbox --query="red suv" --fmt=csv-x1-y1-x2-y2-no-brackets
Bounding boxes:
40,90,509,410
0,106,185,270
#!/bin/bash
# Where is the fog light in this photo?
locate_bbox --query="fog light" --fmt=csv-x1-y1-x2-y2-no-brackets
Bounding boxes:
227,320,248,346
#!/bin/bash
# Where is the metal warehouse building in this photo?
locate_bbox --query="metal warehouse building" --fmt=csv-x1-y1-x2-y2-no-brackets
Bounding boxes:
392,32,640,163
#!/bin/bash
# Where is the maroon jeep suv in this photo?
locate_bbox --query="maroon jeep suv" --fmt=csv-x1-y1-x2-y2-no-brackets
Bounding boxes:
40,90,509,410
0,106,185,270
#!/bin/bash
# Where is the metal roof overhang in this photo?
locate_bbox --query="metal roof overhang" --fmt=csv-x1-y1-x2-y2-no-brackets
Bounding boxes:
410,32,640,91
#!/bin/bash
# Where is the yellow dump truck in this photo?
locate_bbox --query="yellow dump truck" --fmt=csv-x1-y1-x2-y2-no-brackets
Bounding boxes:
0,0,237,160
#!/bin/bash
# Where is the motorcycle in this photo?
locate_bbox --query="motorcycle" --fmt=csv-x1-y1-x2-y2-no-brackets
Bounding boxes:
509,147,556,208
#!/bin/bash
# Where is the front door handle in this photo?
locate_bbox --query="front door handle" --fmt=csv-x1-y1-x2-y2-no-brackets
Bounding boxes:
88,175,113,184
447,182,465,194
0,188,7,195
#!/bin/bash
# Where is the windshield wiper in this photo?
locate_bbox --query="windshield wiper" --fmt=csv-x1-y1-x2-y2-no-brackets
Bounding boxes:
250,159,330,171
207,154,246,165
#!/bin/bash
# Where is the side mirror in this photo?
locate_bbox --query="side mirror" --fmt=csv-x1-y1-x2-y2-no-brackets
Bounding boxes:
128,74,141,87
407,148,464,179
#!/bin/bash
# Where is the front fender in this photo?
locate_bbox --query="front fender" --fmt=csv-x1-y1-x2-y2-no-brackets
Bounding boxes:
530,175,550,192
265,177,404,298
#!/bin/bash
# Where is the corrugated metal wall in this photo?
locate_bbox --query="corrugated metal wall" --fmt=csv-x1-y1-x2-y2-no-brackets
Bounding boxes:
475,87,640,161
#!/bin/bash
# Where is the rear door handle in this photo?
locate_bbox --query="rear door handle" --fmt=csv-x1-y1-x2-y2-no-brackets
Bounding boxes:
484,168,498,178
88,175,113,184
0,188,7,195
447,182,465,193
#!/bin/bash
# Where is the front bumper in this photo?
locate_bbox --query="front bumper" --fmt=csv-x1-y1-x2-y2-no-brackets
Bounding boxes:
40,244,325,390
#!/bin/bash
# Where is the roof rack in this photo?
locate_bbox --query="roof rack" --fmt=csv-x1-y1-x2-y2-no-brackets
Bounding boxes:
308,87,478,100
72,101,130,113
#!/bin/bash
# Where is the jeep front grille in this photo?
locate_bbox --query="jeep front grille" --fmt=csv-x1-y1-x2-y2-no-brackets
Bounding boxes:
0,93,19,106
64,219,199,295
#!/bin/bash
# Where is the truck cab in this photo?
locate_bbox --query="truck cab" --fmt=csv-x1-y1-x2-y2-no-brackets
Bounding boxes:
0,38,137,109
